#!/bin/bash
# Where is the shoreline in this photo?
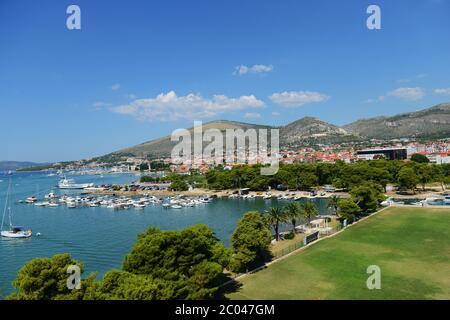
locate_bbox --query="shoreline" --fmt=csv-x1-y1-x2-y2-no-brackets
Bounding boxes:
85,186,449,201
85,188,352,199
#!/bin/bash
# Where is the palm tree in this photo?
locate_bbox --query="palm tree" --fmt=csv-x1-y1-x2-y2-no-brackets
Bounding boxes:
327,195,340,215
284,202,301,233
301,200,319,225
265,207,286,241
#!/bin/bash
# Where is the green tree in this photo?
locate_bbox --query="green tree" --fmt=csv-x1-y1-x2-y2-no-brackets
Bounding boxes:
327,195,340,215
229,211,272,272
8,253,95,300
337,199,361,222
296,172,318,190
83,270,170,300
122,225,228,300
431,165,447,191
284,202,302,233
169,178,188,191
265,207,286,241
350,181,384,213
416,164,433,191
411,153,430,163
301,200,319,225
397,166,419,192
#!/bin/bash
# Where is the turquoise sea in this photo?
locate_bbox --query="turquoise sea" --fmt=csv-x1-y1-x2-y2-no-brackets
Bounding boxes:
0,171,332,296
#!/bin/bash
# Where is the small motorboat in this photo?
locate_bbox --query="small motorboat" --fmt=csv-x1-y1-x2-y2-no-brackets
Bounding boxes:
170,205,182,209
34,202,49,207
25,196,37,204
67,202,77,208
47,202,60,207
45,192,57,199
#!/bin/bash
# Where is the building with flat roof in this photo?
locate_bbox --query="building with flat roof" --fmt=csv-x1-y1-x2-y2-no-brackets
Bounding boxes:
356,148,407,161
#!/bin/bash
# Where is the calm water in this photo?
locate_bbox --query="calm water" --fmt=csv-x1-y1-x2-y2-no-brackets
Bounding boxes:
0,171,332,296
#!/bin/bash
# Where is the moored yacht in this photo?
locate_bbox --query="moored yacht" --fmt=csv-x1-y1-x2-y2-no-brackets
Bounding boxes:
58,177,94,189
1,226,32,238
1,179,33,239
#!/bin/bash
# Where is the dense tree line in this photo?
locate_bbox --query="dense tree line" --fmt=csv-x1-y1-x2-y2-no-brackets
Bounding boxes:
205,161,450,193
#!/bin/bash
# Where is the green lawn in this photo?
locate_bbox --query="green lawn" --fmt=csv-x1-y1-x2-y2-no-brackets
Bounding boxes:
227,207,450,300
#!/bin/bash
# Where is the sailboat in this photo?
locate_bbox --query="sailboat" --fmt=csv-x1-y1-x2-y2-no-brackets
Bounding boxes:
1,179,32,238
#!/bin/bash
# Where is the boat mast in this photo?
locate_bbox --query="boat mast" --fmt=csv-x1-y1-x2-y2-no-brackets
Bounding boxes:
1,178,12,232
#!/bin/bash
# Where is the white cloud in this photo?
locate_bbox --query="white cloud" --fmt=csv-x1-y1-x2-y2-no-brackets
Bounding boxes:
112,91,264,121
397,74,428,83
271,111,280,116
93,101,111,110
233,64,273,76
111,83,121,91
244,112,261,119
126,94,137,99
434,88,450,95
385,87,425,101
269,91,329,107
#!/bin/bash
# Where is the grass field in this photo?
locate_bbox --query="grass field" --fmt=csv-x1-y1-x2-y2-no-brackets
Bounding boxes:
227,207,450,300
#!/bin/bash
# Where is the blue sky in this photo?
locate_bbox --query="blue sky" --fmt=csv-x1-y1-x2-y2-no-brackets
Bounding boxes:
0,0,449,162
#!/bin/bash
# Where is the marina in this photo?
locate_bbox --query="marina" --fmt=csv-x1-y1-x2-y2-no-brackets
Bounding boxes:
0,171,334,296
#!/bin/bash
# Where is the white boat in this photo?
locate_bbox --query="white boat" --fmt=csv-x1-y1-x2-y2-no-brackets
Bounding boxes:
1,179,33,238
1,227,32,238
45,192,57,199
67,201,77,208
170,205,182,209
47,203,60,207
34,202,49,207
25,196,37,203
58,177,94,189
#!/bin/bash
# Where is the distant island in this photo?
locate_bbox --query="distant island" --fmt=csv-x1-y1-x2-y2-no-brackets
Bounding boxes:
0,161,50,172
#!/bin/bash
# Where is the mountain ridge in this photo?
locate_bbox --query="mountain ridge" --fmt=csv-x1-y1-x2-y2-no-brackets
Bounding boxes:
95,102,450,161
